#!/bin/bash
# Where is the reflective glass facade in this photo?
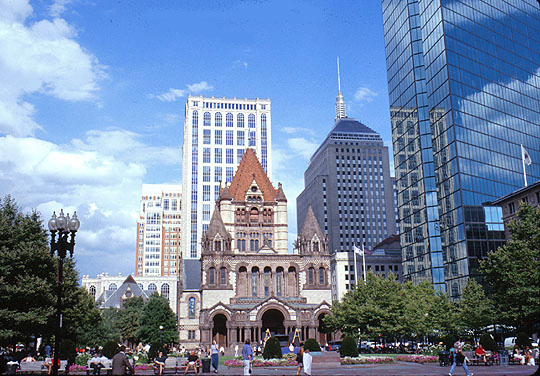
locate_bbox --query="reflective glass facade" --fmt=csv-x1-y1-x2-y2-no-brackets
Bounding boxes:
382,0,540,297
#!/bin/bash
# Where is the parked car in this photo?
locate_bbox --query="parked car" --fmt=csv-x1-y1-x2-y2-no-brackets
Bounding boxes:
327,341,341,351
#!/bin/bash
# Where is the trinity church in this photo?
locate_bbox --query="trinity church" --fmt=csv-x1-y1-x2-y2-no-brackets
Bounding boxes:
177,149,333,347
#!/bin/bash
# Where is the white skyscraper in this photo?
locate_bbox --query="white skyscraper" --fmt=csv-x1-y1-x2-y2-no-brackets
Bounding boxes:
182,95,272,259
135,184,182,276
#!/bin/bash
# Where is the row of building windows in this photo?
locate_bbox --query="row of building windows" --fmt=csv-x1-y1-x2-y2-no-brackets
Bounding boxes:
193,101,267,111
193,111,265,128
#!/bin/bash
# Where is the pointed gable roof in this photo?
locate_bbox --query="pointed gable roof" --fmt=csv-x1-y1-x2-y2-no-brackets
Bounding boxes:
228,149,277,201
205,207,230,240
299,205,325,240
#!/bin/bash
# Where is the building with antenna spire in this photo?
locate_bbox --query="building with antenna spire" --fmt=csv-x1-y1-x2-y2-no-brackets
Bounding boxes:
297,62,397,256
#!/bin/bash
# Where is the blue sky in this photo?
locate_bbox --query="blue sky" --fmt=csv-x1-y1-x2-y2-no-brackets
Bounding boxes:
0,0,394,278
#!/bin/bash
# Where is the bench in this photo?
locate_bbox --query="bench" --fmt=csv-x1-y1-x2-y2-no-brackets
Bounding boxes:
463,351,492,366
86,359,112,375
508,352,525,365
18,360,68,374
153,357,178,375
175,357,201,374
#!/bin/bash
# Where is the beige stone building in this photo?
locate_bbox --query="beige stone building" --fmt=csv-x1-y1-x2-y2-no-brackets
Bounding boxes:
178,149,333,347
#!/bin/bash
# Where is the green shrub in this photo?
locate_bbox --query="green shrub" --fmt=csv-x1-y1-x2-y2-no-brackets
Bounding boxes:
75,353,91,366
102,341,119,359
479,334,497,352
304,338,321,352
133,352,149,365
441,334,456,351
339,336,358,358
263,336,282,359
516,332,531,349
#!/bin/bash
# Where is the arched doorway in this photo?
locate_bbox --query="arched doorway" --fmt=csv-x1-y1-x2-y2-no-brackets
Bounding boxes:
261,309,285,335
212,314,227,347
317,313,331,345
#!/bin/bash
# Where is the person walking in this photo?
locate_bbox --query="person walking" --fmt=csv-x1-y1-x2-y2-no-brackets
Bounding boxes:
295,343,304,376
210,340,219,374
242,339,253,376
234,344,239,357
303,347,312,376
112,345,135,375
449,340,472,376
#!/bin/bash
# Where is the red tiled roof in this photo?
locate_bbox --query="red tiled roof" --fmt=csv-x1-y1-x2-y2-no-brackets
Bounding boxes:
228,149,277,201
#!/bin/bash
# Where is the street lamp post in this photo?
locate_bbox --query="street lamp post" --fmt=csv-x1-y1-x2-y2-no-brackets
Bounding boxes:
48,209,80,376
159,325,164,347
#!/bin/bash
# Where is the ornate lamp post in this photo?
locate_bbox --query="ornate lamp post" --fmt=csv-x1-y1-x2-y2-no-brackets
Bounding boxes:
48,209,80,376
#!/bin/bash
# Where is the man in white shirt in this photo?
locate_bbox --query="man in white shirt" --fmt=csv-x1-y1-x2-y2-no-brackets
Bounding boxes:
303,348,312,376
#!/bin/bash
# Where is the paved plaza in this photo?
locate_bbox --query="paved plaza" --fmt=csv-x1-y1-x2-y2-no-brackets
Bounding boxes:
206,363,539,375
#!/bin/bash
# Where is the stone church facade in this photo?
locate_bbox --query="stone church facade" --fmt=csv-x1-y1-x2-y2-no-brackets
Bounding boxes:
178,149,333,347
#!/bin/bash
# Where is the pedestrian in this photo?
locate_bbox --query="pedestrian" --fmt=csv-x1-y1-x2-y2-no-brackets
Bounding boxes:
303,347,312,376
112,345,135,375
234,344,239,357
219,345,224,357
295,343,304,376
210,340,219,374
242,339,253,376
449,340,472,376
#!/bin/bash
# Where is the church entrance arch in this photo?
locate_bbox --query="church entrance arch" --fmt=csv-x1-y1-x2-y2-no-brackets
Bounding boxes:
261,309,285,335
212,314,228,347
317,312,331,345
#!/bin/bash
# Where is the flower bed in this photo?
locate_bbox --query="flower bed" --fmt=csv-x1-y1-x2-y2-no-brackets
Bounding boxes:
68,364,87,372
224,358,297,367
134,363,154,371
396,355,438,363
341,356,394,365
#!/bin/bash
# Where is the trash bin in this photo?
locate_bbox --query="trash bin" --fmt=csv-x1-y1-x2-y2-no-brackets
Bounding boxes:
6,363,18,375
438,351,450,367
201,358,211,373
499,350,509,366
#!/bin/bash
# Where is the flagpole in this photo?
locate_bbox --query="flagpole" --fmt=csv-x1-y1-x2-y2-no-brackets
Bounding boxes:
362,243,366,282
353,246,358,287
521,144,528,187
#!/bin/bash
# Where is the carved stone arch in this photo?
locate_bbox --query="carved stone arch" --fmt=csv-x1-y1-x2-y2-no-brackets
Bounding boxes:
235,262,250,272
256,303,292,322
210,308,232,322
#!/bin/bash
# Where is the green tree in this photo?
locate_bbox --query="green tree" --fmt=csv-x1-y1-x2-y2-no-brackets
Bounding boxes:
428,290,459,335
458,279,493,335
325,272,405,340
137,294,177,345
480,204,540,332
118,297,144,346
0,196,56,346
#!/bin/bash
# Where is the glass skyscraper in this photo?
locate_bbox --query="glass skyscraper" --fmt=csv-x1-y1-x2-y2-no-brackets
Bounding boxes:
382,0,540,297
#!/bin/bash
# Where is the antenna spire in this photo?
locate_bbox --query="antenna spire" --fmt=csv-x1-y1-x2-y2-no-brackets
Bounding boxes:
337,57,342,94
335,57,346,120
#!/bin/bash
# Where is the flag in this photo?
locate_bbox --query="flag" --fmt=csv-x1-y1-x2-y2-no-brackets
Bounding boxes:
522,145,532,166
353,244,363,255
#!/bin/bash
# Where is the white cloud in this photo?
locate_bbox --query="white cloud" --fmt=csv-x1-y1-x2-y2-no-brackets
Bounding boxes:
234,60,248,68
154,81,214,102
0,0,103,137
49,0,71,17
281,126,314,135
187,81,213,92
287,137,319,160
0,130,180,277
354,87,377,103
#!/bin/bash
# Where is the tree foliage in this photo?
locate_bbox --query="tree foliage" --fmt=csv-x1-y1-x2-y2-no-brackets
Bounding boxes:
262,336,282,359
480,204,540,332
137,294,178,345
325,272,464,341
479,333,497,352
118,297,144,346
458,279,493,335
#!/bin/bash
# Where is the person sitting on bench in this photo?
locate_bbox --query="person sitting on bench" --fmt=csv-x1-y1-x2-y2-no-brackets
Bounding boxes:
184,351,199,375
